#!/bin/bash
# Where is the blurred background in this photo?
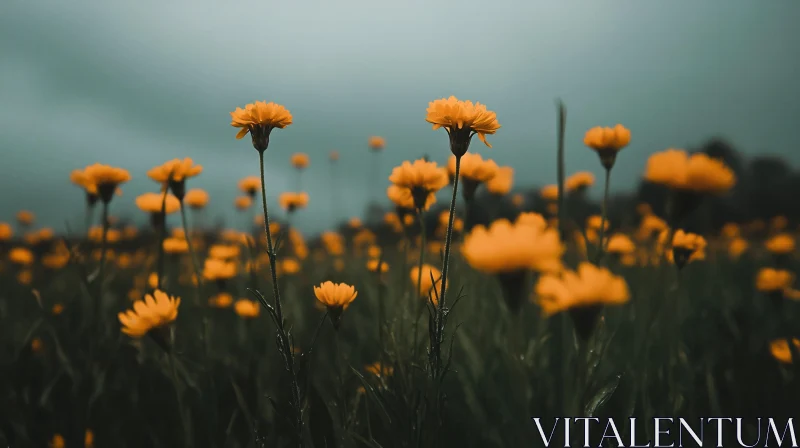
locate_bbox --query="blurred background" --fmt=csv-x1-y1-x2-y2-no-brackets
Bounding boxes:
1,1,799,233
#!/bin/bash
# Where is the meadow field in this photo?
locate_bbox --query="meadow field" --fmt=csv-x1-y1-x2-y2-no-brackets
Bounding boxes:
1,99,799,448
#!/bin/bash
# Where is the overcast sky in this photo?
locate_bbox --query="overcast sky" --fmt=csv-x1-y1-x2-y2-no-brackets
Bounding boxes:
1,1,798,234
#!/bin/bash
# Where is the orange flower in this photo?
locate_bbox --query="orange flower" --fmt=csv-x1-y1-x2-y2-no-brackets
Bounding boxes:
9,247,34,265
389,159,449,209
540,184,559,201
234,299,261,318
209,244,241,260
82,164,131,203
238,176,261,196
511,193,525,208
184,189,209,209
0,222,12,241
535,262,630,316
279,192,310,211
147,158,203,183
462,219,563,274
235,196,253,210
230,101,293,151
71,169,98,197
387,184,433,210
367,259,389,273
583,124,630,169
16,210,35,226
349,217,363,228
449,153,498,183
755,268,794,293
118,289,180,338
765,233,795,255
329,150,340,161
203,258,237,281
426,96,501,156
290,153,310,169
50,434,65,448
209,292,234,308
87,226,122,244
163,237,189,254
644,149,735,193
565,171,595,192
636,214,668,241
280,258,302,275
486,166,514,195
606,234,635,255
586,215,609,231
136,192,181,214
728,237,748,259
365,362,394,378
666,230,707,267
368,136,386,151
410,264,442,303
770,338,800,364
314,281,357,310
321,232,345,256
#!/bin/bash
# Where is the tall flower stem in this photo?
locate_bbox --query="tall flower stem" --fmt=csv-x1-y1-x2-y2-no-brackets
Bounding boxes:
84,203,95,238
180,202,203,304
257,149,303,446
556,101,567,243
412,210,426,358
156,189,169,290
169,347,191,447
594,167,612,264
96,202,110,325
432,155,461,378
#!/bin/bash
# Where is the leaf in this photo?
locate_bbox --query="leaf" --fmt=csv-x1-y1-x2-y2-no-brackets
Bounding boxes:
584,373,621,417
308,383,337,448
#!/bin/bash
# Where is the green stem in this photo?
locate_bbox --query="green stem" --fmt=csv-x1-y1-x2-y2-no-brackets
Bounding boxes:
257,149,303,446
556,101,567,244
97,202,109,322
595,167,611,264
170,348,191,447
433,156,461,378
412,209,426,358
180,202,203,300
156,189,169,290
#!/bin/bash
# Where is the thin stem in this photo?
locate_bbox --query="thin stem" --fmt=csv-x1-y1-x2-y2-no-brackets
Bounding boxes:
170,348,191,447
97,202,109,322
433,156,461,377
257,149,303,446
156,189,169,290
180,202,203,301
412,209,426,358
595,167,611,264
556,101,567,244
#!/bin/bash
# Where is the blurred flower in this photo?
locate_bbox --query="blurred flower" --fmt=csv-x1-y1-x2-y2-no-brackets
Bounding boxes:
147,158,203,186
426,96,501,156
234,299,261,318
606,234,635,256
24,228,55,246
50,434,65,448
535,263,630,315
290,153,310,169
540,184,559,201
765,233,795,255
235,196,253,210
368,136,386,151
17,210,35,226
42,252,70,270
31,337,43,352
389,159,449,210
387,184,433,210
279,192,310,212
367,259,389,273
668,230,707,268
71,168,99,204
636,214,668,241
314,281,358,329
462,219,563,274
230,101,293,151
755,268,794,294
721,223,740,239
83,163,131,203
136,192,181,215
329,150,340,161
365,362,394,378
410,264,442,303
644,149,735,193
486,166,514,195
209,292,233,308
586,215,609,231
511,193,525,208
280,258,301,275
85,430,95,448
9,247,34,266
349,217,363,228
770,338,800,364
203,258,237,281
770,215,788,231
367,245,382,259
238,176,261,197
118,289,180,338
583,124,631,170
438,210,464,233
0,222,12,241
728,237,749,259
636,203,652,216
565,171,595,192
321,232,345,256
88,226,122,244
209,244,241,260
163,237,189,254
185,189,210,209
17,270,32,285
